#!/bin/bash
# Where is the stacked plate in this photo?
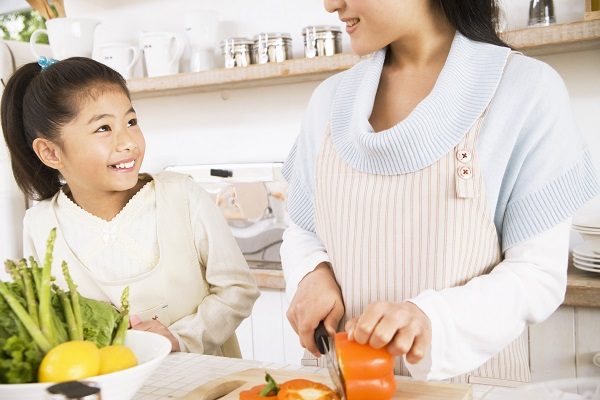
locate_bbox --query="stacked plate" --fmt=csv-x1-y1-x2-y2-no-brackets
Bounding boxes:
572,199,600,273
572,240,600,273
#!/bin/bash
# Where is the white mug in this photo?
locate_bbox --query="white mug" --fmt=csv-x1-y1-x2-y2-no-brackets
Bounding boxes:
140,32,185,77
184,9,219,50
30,18,101,60
95,42,140,79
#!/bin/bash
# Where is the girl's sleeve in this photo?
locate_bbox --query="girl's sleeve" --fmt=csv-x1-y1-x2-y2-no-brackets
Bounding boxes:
168,182,260,354
407,218,571,380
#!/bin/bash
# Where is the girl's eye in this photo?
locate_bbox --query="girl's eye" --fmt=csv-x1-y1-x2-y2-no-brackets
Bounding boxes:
95,125,111,133
128,118,138,127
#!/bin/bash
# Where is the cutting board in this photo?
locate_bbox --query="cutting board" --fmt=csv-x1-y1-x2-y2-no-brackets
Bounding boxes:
183,368,471,400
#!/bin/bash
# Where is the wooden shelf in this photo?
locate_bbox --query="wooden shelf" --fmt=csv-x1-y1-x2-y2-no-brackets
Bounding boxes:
128,19,600,99
500,19,600,56
128,53,360,99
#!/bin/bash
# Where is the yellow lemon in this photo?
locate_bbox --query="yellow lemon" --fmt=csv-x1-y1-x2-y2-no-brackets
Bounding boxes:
99,345,137,375
39,341,101,383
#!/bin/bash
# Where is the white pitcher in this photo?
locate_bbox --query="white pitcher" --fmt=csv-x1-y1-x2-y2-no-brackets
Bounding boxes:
30,18,101,60
95,42,140,79
140,32,185,77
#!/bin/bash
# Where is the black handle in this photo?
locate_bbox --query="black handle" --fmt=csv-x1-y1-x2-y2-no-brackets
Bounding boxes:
314,320,329,355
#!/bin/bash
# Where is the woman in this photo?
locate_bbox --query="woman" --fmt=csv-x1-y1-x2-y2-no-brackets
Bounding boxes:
281,0,598,383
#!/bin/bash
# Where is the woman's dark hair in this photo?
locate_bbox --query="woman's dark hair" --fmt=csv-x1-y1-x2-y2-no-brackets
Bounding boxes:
432,0,511,48
1,57,130,200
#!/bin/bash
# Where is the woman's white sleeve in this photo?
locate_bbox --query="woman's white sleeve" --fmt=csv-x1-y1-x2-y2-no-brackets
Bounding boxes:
280,221,330,302
406,218,571,380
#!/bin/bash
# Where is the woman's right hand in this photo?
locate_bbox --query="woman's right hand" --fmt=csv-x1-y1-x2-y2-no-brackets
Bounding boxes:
286,262,344,356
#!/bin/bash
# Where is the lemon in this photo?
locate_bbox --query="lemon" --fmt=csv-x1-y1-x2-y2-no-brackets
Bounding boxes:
99,345,137,375
39,341,101,383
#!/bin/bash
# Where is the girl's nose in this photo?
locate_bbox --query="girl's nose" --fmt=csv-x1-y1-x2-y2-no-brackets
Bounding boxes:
324,0,345,14
115,128,136,152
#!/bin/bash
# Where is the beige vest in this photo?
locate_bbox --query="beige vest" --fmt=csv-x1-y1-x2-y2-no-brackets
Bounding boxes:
313,116,530,385
25,172,240,357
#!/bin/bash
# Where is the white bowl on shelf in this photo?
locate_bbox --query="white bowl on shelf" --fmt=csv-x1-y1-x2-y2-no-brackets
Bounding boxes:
0,330,171,400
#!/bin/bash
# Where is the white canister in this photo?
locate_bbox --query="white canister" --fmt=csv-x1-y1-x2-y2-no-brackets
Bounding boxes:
252,33,292,64
302,25,342,58
220,37,253,68
95,42,140,79
139,32,185,77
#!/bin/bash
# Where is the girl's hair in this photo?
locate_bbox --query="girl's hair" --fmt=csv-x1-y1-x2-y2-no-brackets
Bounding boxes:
432,0,510,48
1,57,130,201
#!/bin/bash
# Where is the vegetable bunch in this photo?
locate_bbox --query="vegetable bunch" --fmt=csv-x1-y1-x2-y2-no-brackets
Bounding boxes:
0,228,129,383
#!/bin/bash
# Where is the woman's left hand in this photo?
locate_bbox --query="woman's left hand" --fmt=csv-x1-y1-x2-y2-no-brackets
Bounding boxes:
131,317,181,352
346,301,431,364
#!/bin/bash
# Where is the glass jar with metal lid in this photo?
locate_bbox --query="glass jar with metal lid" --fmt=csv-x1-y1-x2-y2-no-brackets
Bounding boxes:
252,33,293,64
220,37,253,68
302,25,342,58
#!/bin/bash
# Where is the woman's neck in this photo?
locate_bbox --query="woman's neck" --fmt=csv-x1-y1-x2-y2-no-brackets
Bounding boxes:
66,179,146,221
386,12,455,70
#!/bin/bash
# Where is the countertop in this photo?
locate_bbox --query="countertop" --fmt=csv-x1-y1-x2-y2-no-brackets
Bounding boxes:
250,262,600,308
134,353,520,400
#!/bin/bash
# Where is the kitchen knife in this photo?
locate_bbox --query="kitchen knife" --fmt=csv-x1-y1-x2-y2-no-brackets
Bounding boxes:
314,321,347,399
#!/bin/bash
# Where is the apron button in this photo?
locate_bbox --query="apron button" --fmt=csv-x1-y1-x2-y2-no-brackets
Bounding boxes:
457,166,473,179
456,149,472,163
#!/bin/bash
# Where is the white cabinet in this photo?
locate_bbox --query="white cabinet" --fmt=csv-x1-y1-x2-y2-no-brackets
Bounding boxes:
236,288,305,365
530,305,600,382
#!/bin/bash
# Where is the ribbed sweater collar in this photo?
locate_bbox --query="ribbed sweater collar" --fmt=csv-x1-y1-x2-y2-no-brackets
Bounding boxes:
330,31,511,175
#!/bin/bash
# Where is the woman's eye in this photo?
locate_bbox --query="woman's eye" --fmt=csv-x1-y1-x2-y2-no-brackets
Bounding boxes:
128,118,138,127
95,125,111,133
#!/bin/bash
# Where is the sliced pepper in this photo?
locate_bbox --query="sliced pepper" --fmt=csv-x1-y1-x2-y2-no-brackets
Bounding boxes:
277,379,339,400
335,332,396,400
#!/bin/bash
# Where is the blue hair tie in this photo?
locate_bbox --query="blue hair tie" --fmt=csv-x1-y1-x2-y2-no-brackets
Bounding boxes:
38,56,58,71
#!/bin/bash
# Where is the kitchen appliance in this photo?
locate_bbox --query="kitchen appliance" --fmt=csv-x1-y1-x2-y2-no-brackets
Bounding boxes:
302,25,342,58
252,32,293,64
220,37,253,68
165,163,287,268
182,368,472,400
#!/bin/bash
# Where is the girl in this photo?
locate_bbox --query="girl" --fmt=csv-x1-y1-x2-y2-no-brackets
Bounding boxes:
282,0,599,384
1,57,260,356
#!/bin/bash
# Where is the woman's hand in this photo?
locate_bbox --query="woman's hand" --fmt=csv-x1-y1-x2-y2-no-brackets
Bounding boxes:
130,316,181,352
346,301,431,364
287,262,345,356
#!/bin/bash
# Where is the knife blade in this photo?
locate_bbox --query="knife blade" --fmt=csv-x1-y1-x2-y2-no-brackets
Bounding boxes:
314,321,346,399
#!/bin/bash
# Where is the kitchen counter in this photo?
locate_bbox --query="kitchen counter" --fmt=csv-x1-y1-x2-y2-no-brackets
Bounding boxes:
251,263,600,308
134,353,520,399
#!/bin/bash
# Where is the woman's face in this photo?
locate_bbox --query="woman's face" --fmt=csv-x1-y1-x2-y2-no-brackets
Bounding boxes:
323,0,435,55
56,86,145,197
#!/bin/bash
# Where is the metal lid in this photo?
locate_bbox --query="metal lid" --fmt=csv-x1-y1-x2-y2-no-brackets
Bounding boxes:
302,25,342,35
46,381,101,400
219,37,253,48
252,32,292,42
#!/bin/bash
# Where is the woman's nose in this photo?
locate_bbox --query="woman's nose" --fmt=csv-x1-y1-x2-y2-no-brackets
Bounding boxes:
324,0,344,14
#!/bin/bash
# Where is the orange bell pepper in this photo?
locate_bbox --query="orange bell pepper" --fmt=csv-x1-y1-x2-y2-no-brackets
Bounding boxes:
335,332,396,400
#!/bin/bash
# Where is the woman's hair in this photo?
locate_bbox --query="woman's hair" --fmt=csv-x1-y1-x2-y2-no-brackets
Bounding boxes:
1,57,130,200
432,0,510,48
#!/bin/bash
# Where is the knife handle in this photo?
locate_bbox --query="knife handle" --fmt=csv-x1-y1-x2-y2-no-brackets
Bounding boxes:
314,320,329,355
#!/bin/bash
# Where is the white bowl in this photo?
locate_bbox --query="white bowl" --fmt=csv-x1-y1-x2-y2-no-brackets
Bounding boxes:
515,377,600,399
0,330,171,400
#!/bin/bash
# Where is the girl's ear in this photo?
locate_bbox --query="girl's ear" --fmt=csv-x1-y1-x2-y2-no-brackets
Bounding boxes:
32,138,63,170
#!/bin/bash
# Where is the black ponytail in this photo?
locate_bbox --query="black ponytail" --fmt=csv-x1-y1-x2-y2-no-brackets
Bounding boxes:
1,57,130,200
433,0,510,48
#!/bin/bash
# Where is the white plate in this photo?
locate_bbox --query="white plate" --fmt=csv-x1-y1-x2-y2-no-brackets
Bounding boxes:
573,226,600,233
573,241,600,258
573,253,600,263
0,330,171,400
573,263,600,274
574,257,600,268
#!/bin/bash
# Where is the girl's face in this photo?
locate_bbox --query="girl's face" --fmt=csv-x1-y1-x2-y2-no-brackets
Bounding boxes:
324,0,435,55
56,87,145,196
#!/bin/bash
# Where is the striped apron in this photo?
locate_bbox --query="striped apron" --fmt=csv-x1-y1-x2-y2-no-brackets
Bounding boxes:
311,115,530,385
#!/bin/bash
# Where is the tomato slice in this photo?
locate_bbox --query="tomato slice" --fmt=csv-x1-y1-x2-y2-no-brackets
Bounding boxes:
277,379,340,400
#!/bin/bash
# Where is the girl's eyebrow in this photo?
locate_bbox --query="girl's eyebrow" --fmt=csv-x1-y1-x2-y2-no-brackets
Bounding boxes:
87,108,136,125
